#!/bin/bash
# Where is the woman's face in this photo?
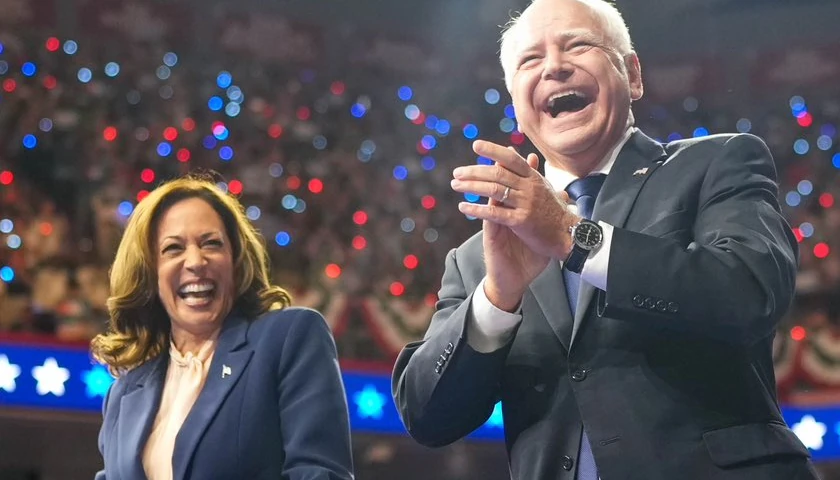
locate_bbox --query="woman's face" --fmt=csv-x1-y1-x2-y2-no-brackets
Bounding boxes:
155,197,235,337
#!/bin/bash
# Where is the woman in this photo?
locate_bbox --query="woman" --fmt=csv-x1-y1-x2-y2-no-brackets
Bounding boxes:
91,175,354,480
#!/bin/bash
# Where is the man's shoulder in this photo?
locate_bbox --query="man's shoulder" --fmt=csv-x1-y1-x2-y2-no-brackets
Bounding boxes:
662,132,768,156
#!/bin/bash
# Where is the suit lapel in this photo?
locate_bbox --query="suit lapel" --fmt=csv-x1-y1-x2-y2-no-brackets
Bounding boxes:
118,354,168,480
172,314,254,480
527,260,573,352
570,131,667,347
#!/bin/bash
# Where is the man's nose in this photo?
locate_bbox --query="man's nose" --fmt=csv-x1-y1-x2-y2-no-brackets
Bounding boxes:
543,50,574,81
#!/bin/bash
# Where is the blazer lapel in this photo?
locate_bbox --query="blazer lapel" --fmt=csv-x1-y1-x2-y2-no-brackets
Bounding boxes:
118,354,168,480
172,314,254,480
570,131,667,347
527,260,573,352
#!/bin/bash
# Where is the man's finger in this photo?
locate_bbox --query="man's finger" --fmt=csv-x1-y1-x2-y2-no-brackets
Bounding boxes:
472,140,532,177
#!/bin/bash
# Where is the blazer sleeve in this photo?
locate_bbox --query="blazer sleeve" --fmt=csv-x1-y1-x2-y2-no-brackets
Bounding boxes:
601,133,798,345
276,310,355,480
94,378,117,480
391,244,512,447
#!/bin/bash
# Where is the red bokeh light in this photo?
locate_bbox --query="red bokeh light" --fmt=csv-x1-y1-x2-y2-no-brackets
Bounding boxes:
103,127,118,142
421,195,436,210
308,178,324,194
43,76,57,90
296,107,311,121
268,124,283,139
352,236,367,250
390,282,405,296
412,112,426,126
137,190,150,202
819,193,835,208
330,81,346,95
416,142,430,155
45,37,60,52
792,228,804,243
140,169,155,184
177,148,191,163
814,243,830,259
797,113,813,128
182,118,196,131
0,171,14,185
510,132,526,145
228,180,243,195
163,127,178,142
39,222,53,236
403,255,419,270
790,326,806,342
353,211,368,225
3,79,17,93
211,121,225,131
286,176,301,190
425,293,437,307
325,264,341,279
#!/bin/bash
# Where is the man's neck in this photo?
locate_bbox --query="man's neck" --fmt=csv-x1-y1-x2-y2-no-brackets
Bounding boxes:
544,125,636,193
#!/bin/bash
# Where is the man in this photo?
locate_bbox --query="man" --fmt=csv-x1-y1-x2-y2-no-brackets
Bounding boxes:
391,1,819,479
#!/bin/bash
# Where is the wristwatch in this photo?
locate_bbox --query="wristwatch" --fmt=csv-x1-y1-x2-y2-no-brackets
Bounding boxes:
564,219,604,273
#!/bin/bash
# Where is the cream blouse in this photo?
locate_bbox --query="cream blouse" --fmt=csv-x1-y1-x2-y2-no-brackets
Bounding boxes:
142,335,218,480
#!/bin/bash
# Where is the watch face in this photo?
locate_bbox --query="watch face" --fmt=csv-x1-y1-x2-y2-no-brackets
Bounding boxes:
574,222,603,248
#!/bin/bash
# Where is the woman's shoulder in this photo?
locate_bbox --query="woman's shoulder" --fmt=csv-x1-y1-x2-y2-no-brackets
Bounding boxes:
248,307,331,339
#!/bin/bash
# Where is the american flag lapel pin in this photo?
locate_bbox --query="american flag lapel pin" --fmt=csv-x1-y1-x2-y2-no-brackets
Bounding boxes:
222,365,232,379
633,167,649,176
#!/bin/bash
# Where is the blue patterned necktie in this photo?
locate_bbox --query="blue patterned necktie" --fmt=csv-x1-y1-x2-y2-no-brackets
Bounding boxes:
563,174,606,480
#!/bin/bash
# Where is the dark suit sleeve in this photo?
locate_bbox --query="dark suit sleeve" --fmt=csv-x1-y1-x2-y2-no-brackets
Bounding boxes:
392,245,511,447
602,134,798,345
276,310,354,480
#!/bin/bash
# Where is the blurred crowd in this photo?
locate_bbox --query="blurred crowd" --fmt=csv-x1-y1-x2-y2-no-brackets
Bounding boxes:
0,20,838,386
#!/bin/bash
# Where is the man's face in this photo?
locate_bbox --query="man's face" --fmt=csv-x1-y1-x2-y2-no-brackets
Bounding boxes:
509,0,643,169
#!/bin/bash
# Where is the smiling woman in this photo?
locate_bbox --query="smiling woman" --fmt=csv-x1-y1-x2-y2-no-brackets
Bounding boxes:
90,174,354,480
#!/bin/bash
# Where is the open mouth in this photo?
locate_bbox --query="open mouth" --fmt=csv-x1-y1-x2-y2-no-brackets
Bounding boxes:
546,91,593,118
178,281,216,307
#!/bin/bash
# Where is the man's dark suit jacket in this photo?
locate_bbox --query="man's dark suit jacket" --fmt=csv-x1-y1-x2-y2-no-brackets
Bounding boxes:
95,308,354,480
392,131,820,480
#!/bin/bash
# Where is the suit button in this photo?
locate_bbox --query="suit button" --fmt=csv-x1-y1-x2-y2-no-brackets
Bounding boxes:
444,344,454,355
435,365,442,374
667,301,679,313
644,297,656,309
655,300,667,312
571,369,587,382
561,455,574,471
632,294,645,307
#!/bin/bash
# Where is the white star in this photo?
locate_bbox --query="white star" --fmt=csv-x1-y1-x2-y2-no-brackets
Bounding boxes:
31,357,70,396
792,415,827,450
0,354,21,393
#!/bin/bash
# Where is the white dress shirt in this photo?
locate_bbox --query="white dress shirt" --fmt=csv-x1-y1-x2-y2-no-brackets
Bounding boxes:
467,127,636,353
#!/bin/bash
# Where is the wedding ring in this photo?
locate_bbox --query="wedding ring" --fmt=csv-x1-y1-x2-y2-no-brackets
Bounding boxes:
500,186,511,204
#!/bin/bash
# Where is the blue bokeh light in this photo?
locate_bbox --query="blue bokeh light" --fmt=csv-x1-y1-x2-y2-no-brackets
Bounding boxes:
275,232,291,247
785,191,801,207
157,142,172,157
485,89,501,105
217,71,232,89
393,166,408,180
421,135,437,150
219,146,234,161
77,68,92,83
404,105,420,120
798,180,814,196
118,201,134,217
463,124,479,139
435,120,451,136
0,266,14,282
0,219,13,234
208,96,224,111
793,139,809,155
421,156,436,171
202,136,217,150
104,62,120,77
693,127,709,137
504,105,516,119
246,206,261,221
282,195,298,210
22,135,37,149
398,86,413,101
21,62,36,77
163,52,178,67
351,103,367,118
63,40,78,55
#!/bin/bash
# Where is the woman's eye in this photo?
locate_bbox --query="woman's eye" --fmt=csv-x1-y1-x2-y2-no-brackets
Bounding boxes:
204,239,223,248
162,244,182,254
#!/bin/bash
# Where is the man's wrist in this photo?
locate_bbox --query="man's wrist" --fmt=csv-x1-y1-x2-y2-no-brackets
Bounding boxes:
483,279,523,313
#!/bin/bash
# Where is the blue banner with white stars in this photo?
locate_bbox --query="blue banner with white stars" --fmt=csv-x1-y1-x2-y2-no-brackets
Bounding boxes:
0,341,836,459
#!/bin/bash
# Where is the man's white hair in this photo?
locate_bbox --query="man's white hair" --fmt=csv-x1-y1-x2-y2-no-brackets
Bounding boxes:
499,0,634,92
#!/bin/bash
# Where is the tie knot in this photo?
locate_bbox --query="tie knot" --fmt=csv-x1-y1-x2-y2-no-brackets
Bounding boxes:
565,174,607,202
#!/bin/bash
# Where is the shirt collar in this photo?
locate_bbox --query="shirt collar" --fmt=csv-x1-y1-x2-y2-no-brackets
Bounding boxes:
544,126,636,192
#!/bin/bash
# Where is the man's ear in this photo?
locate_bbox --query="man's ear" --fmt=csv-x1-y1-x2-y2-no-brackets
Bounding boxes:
625,52,643,101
